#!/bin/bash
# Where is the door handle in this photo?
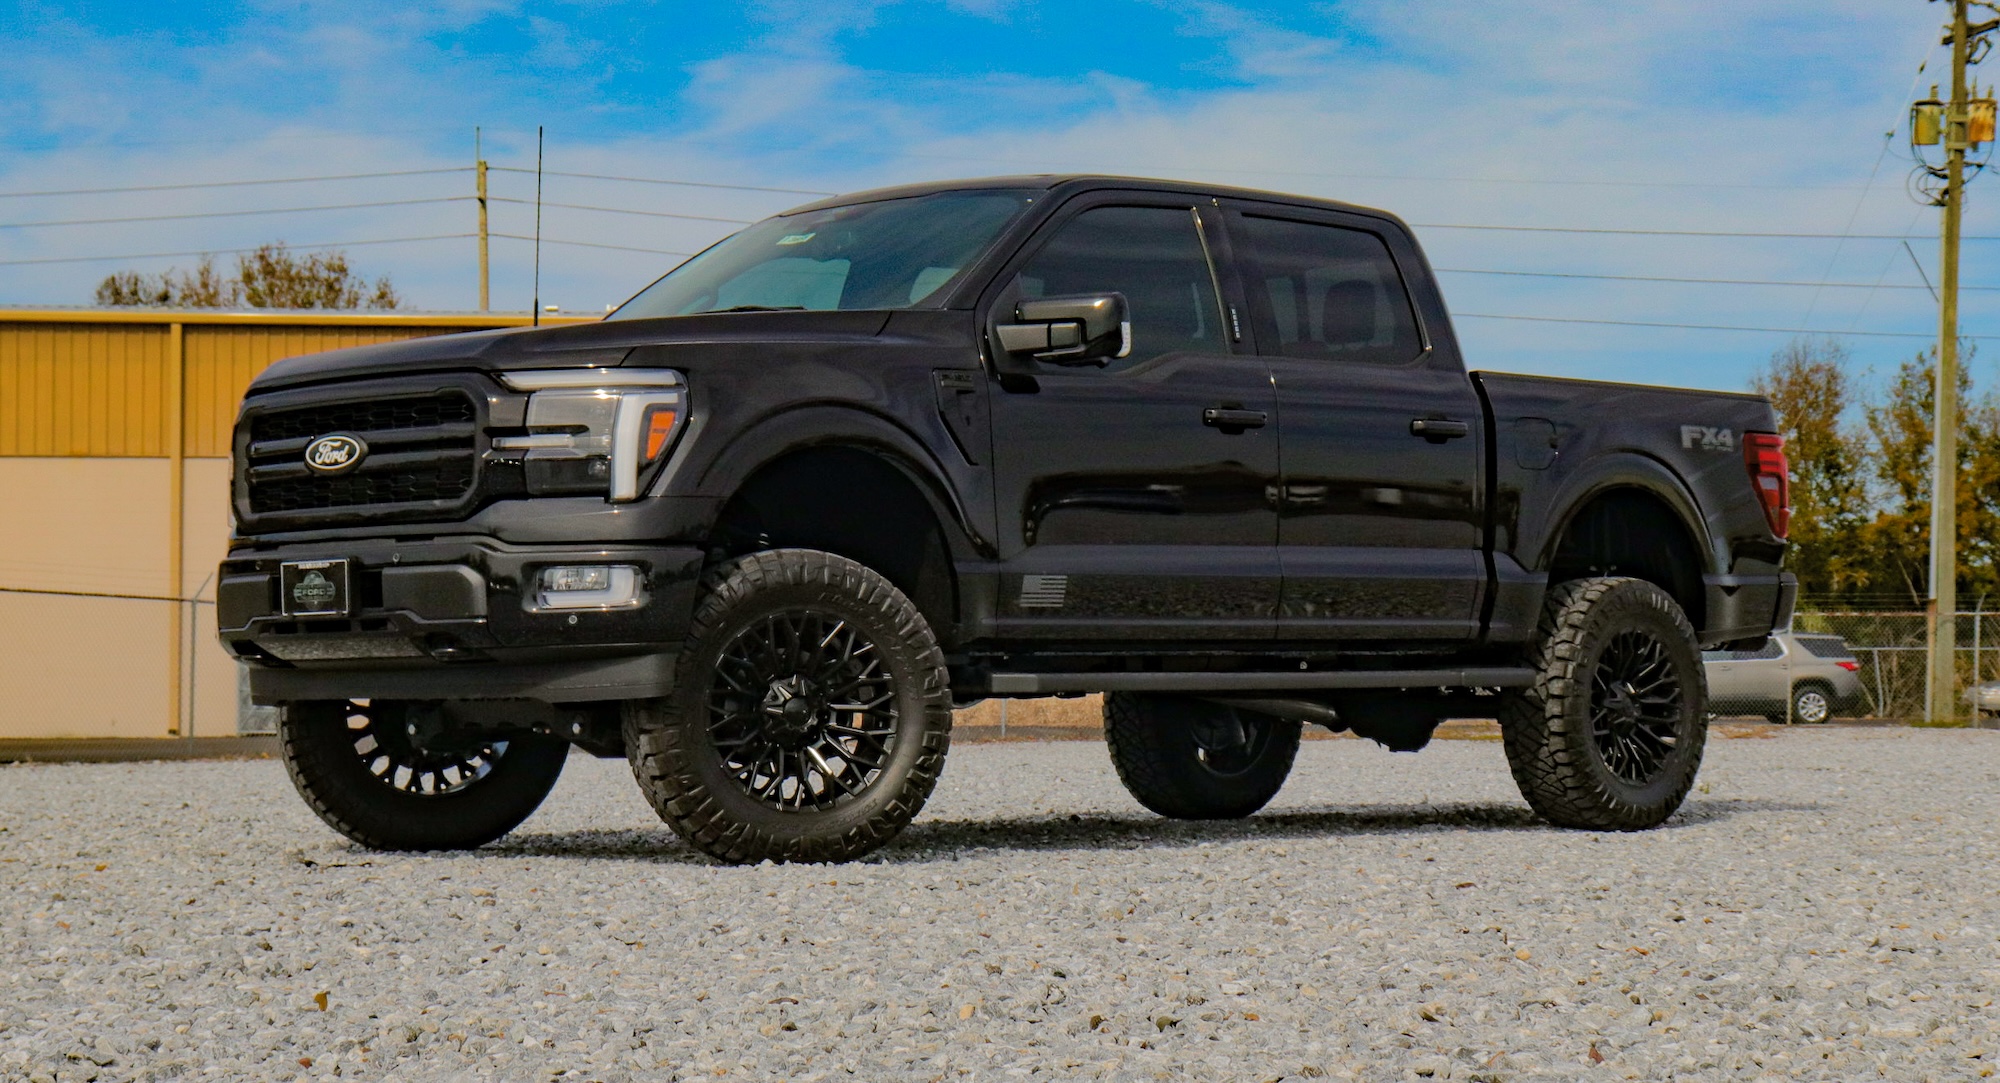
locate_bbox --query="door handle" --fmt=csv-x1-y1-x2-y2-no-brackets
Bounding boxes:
1203,407,1268,432
1410,418,1470,442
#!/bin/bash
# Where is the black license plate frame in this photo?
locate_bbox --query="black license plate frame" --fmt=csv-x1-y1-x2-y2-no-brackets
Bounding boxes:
280,558,352,617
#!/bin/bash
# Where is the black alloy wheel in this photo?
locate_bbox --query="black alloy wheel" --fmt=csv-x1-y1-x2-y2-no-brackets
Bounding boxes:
1188,704,1284,775
1499,577,1709,831
625,549,953,864
1104,693,1302,819
709,610,900,811
279,700,570,850
1589,630,1685,783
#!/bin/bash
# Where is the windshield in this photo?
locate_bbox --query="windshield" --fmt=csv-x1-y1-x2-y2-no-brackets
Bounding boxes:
608,189,1037,319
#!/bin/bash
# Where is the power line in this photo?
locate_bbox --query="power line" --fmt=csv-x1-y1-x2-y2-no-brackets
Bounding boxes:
488,197,752,225
1411,222,1981,240
1801,42,1940,323
888,152,1892,192
1453,312,1977,339
0,197,468,231
491,233,690,257
0,168,470,201
0,125,477,152
0,234,475,267
490,167,832,197
1432,267,2000,290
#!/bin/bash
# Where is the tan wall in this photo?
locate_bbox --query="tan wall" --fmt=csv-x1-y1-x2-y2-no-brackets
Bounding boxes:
0,309,591,740
0,457,239,738
0,590,174,738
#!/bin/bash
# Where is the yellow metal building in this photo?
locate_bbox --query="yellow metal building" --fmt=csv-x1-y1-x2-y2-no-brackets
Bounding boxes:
0,308,590,740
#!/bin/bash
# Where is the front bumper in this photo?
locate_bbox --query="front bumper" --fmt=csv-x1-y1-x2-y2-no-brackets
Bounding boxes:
218,536,702,704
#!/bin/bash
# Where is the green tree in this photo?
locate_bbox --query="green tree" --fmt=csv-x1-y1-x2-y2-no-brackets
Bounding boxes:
93,243,399,310
94,256,234,307
1752,337,1870,597
1854,344,1999,605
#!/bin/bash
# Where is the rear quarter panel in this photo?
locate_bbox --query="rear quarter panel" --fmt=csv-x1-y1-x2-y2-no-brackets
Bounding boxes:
1473,371,1784,579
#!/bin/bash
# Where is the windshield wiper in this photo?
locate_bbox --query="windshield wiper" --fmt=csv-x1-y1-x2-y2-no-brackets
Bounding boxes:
700,305,807,314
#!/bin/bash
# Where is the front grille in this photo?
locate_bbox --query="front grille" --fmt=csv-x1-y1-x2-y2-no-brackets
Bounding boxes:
251,396,475,443
242,390,482,520
251,458,477,513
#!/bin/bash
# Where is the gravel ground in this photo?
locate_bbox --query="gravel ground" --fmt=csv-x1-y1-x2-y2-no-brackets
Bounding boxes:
3,727,1998,1082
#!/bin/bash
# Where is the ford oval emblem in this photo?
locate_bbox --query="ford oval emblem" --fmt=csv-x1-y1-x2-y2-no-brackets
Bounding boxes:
303,433,367,475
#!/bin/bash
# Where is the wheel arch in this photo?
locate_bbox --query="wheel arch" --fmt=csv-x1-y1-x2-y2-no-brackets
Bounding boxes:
1538,458,1714,631
695,406,981,642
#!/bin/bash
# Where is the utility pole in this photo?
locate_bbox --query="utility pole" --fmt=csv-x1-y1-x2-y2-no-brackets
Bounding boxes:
476,127,491,313
1913,0,1999,723
1929,0,1968,724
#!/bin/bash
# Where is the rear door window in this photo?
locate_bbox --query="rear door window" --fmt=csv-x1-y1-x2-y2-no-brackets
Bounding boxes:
1234,214,1422,365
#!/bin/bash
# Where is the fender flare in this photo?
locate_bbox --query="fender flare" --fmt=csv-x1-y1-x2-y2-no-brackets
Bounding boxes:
1534,451,1719,577
688,402,990,560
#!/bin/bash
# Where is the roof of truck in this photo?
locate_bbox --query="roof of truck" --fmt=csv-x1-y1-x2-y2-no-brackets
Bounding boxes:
779,174,1402,225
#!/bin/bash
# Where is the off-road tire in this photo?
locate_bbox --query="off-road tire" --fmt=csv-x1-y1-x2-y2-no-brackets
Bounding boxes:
624,549,953,863
1103,693,1302,819
1498,577,1708,831
279,700,570,850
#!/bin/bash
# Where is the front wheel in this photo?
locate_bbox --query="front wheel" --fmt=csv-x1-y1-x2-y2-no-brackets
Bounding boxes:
279,700,569,850
1498,577,1708,831
1103,693,1301,819
624,549,953,864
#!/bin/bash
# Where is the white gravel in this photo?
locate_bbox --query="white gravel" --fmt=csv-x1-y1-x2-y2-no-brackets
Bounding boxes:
3,727,1999,1082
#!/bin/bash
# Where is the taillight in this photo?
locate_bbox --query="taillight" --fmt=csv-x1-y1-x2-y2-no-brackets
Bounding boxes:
1742,431,1790,539
1836,660,1860,672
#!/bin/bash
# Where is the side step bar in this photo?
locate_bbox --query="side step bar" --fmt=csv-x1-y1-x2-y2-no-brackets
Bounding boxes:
983,668,1535,695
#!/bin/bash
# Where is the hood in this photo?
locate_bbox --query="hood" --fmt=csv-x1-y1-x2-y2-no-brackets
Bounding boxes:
247,310,896,393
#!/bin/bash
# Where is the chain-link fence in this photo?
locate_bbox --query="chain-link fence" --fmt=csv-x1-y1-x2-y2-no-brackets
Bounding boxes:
1706,609,2000,725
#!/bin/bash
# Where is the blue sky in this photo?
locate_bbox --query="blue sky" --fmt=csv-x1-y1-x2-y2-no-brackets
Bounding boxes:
0,0,1985,392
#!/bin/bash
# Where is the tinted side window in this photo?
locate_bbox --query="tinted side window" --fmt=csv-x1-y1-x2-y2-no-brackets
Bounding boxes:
1237,215,1420,365
1797,636,1854,660
1013,206,1223,366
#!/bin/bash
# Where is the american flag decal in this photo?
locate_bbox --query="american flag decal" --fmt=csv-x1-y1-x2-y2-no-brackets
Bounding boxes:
1017,574,1068,609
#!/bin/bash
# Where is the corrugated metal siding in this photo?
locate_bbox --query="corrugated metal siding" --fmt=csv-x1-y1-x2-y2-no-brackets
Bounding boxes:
182,324,467,457
0,312,572,458
0,322,170,456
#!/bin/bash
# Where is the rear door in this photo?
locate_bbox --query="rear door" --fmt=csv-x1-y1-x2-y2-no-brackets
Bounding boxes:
1221,202,1485,640
983,196,1279,641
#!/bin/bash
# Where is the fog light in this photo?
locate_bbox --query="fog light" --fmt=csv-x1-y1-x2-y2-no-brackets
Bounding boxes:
535,565,642,610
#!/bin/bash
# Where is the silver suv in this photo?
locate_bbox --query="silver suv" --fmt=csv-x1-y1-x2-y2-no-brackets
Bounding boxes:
1703,631,1866,723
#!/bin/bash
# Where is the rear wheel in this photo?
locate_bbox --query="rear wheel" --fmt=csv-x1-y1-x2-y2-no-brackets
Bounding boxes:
624,549,953,864
279,700,569,850
1789,682,1834,724
1498,577,1708,831
1103,693,1301,819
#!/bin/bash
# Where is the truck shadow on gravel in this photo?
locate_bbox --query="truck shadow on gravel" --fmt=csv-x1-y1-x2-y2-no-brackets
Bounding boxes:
483,796,1820,865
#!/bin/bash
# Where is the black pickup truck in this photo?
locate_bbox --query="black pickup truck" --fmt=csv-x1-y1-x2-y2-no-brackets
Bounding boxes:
218,175,1794,862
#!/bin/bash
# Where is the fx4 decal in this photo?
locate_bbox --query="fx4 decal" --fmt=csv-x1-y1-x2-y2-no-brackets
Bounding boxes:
1680,425,1735,452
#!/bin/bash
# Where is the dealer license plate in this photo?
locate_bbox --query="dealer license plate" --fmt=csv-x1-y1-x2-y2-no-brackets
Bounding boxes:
280,559,351,617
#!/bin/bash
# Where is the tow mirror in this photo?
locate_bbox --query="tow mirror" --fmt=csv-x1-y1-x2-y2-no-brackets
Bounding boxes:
994,293,1130,367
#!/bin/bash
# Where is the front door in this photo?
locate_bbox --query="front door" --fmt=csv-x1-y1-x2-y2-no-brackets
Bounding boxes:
1224,204,1486,641
984,199,1279,641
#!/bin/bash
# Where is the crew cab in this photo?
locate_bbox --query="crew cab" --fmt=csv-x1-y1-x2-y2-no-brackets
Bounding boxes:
218,176,1794,862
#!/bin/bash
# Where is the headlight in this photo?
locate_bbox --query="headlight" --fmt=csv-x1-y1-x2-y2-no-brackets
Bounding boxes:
493,369,685,501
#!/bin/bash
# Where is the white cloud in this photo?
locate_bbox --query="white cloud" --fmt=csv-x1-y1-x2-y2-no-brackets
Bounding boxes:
0,0,1977,390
